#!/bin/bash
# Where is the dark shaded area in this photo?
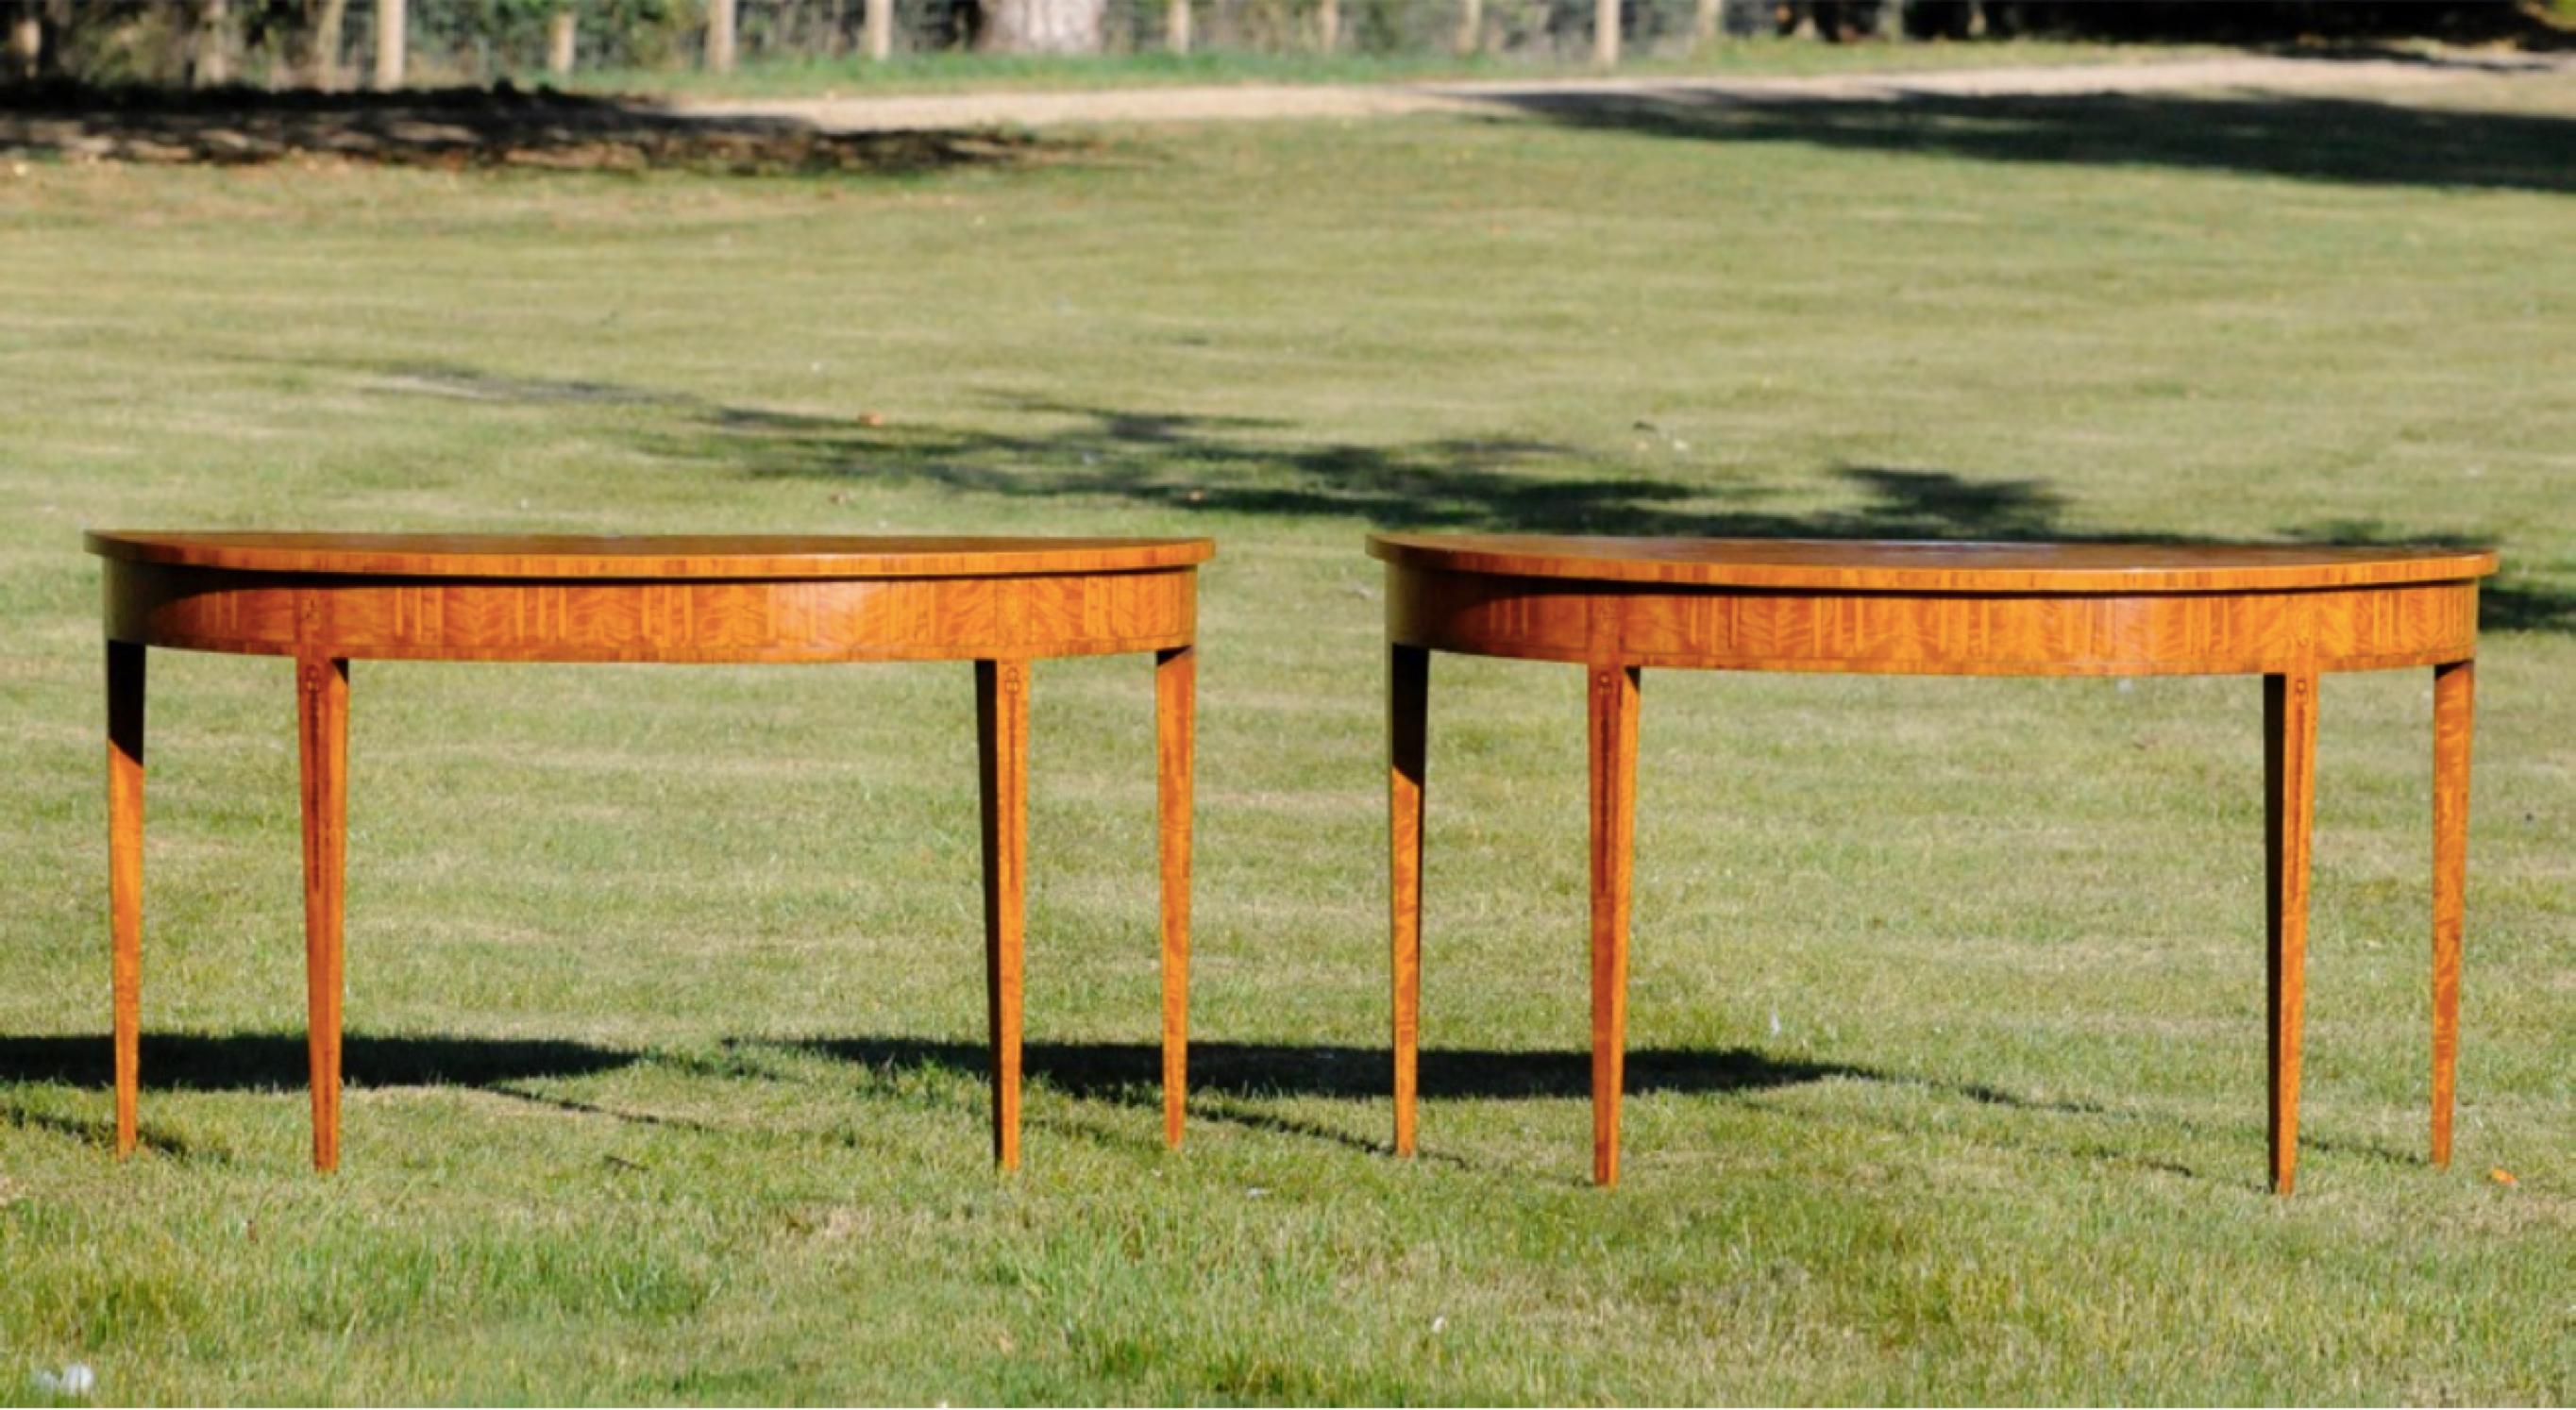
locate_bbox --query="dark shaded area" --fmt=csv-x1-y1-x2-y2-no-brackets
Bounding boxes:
1981,1,2576,48
371,364,2079,540
0,1029,2073,1115
0,1031,649,1158
767,1037,1880,1165
1483,86,2576,195
0,82,1076,174
0,1031,640,1089
352,364,2576,638
0,1030,2406,1186
766,1034,2115,1164
774,1035,1897,1102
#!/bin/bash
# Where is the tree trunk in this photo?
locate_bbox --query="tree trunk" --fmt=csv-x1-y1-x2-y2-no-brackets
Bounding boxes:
706,0,736,71
193,0,231,86
1455,0,1481,55
547,7,575,75
1592,0,1618,67
1691,0,1719,49
374,0,405,87
1167,0,1188,54
1878,0,1903,40
977,0,1103,54
1315,0,1337,52
305,0,347,88
7,0,38,82
867,0,893,59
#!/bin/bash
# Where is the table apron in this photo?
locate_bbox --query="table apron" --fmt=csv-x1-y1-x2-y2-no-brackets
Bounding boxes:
106,561,1198,663
1386,566,2478,676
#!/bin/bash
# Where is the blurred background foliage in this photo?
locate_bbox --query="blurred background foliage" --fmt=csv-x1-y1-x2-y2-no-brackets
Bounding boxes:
2,0,2567,92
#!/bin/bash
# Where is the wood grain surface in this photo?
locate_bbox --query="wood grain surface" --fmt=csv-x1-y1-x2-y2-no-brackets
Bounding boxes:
2430,658,2475,1169
105,640,144,1160
103,560,1201,663
1388,643,1429,1162
1155,645,1196,1151
2265,669,2319,1196
93,532,1208,1173
1586,661,1639,1189
1380,533,2490,1192
296,657,350,1174
88,530,1212,579
1384,566,2481,677
1369,533,2496,594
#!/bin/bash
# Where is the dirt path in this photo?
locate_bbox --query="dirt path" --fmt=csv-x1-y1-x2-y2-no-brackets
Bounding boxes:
669,51,2575,133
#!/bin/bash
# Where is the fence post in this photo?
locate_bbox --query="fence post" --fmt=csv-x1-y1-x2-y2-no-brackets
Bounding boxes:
374,0,404,87
1593,0,1618,67
707,0,735,72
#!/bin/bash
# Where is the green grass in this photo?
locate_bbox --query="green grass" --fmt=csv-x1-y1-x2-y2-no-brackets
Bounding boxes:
564,36,2190,98
2,69,2573,1403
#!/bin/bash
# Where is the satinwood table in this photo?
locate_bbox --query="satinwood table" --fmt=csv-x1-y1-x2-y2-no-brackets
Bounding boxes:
89,530,1213,1172
1371,533,2497,1192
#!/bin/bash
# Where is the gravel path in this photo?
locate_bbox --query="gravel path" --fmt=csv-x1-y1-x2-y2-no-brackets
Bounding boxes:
668,51,2574,133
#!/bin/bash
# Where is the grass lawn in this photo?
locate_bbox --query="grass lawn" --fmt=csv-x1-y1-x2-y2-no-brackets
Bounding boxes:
564,37,2199,99
1,67,2571,1403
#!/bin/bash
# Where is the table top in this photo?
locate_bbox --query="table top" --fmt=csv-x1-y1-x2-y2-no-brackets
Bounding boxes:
86,531,1215,580
1367,534,2497,594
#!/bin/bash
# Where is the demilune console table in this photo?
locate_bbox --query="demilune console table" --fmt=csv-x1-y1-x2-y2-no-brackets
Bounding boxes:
1371,534,2496,1192
90,530,1214,1172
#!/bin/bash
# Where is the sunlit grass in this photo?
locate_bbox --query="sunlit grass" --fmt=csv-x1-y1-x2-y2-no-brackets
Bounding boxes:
0,67,2569,1403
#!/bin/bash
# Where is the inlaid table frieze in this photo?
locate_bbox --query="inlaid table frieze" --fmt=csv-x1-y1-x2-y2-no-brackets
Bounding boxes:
1371,533,2497,1192
90,530,1214,1171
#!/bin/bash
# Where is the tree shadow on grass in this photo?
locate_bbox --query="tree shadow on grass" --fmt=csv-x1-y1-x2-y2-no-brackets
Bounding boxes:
631,379,2084,539
697,392,2576,634
0,82,1082,175
352,363,2576,637
1475,88,2576,196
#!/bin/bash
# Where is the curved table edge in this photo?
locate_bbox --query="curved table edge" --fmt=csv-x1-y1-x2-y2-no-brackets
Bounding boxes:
1366,533,2500,595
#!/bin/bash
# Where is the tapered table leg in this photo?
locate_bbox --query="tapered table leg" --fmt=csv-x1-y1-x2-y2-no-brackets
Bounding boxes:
1389,644,1428,1159
2431,659,2474,1167
977,659,1030,1170
2265,670,2318,1195
297,656,350,1174
107,641,146,1159
1589,663,1640,1188
1154,646,1195,1150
